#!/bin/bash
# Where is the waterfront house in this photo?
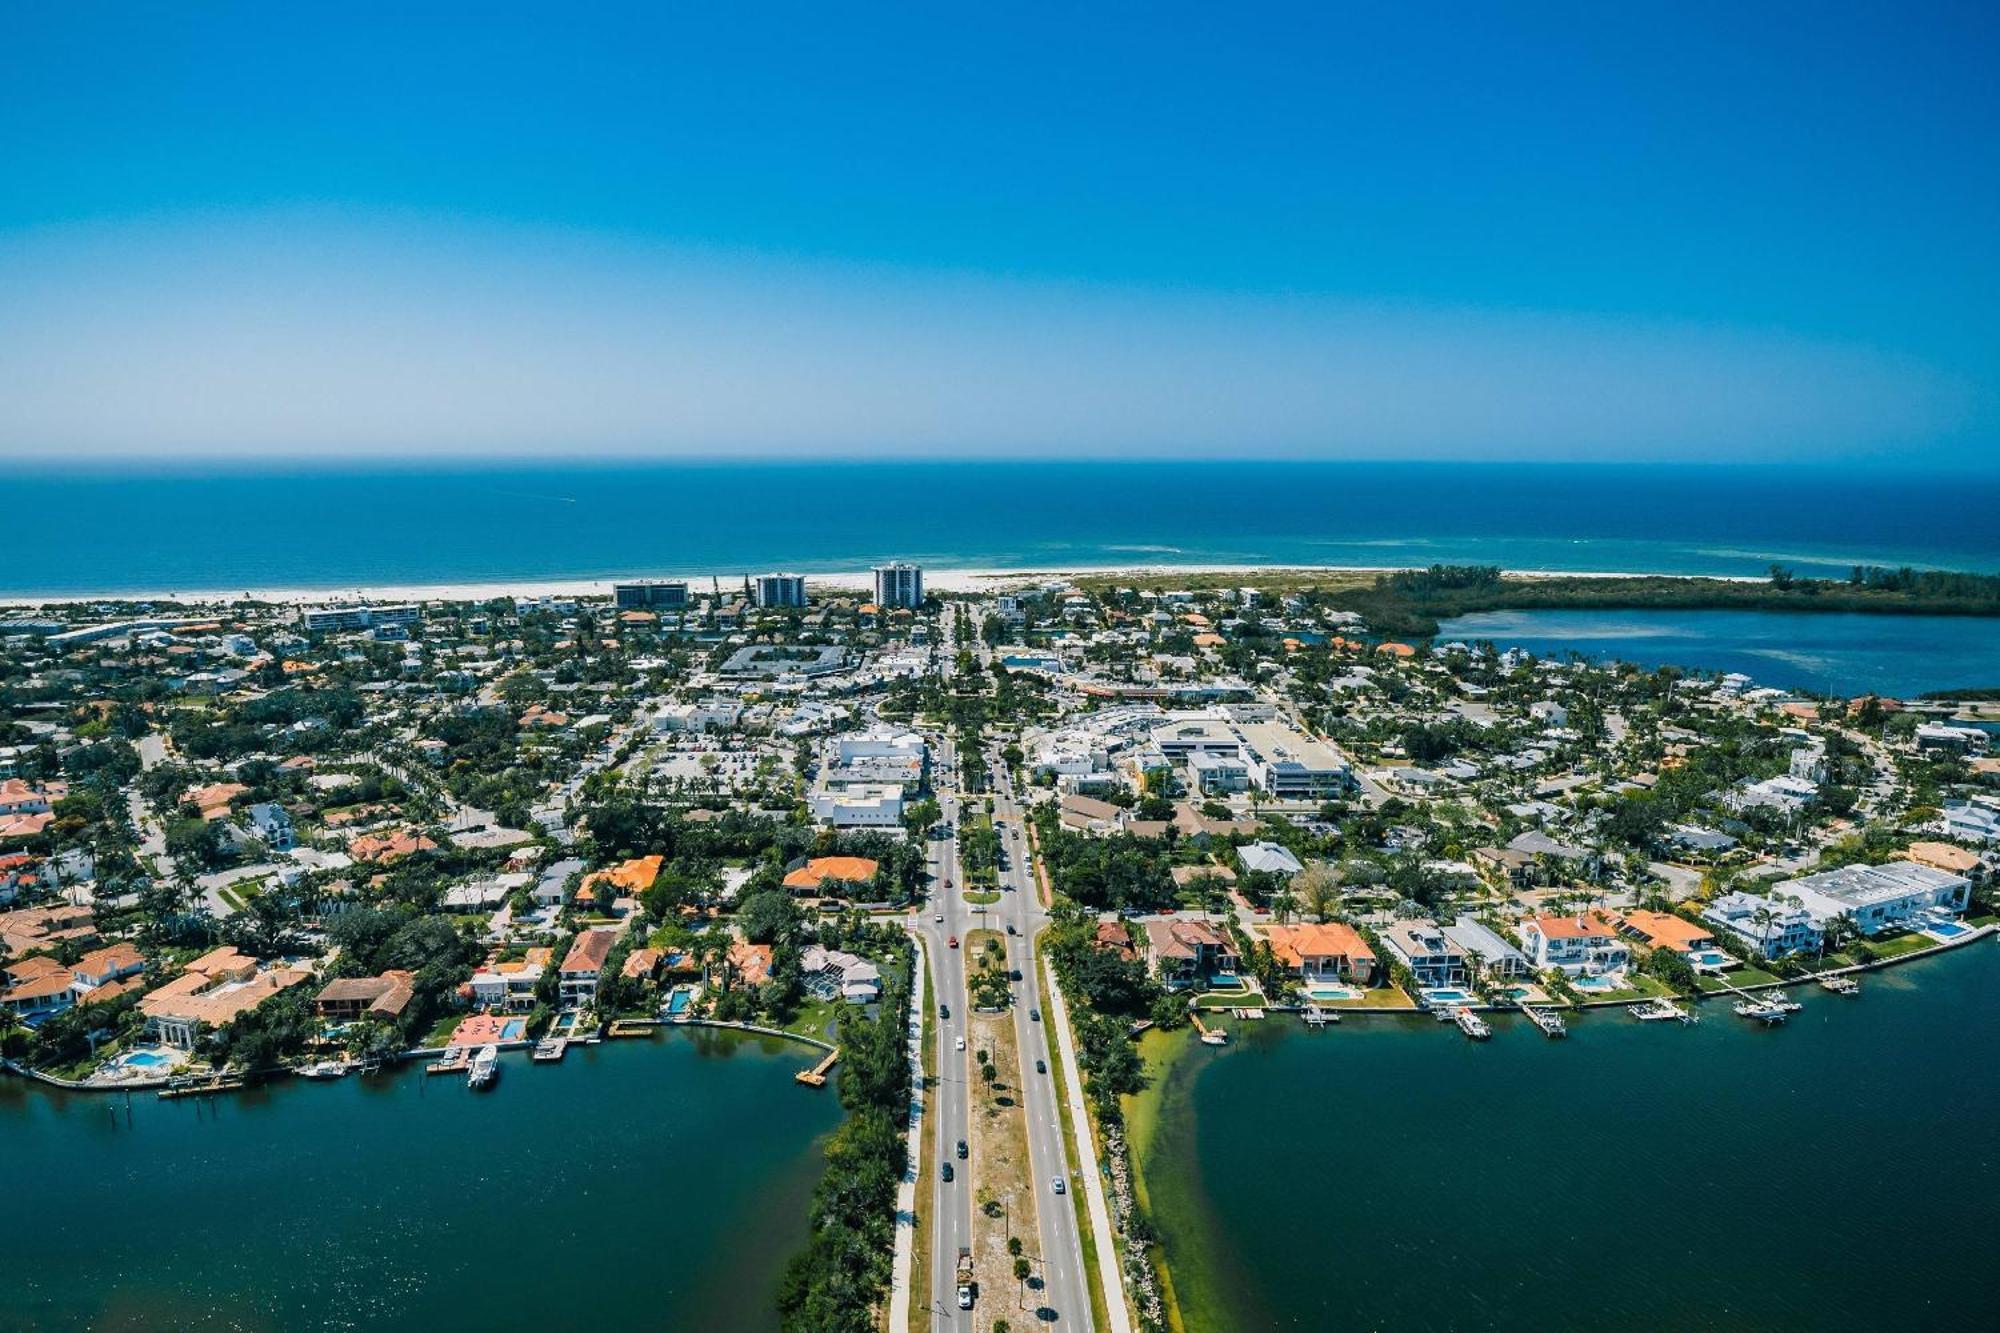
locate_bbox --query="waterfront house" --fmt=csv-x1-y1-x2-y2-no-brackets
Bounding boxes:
558,928,619,1008
139,947,311,1049
1263,922,1376,985
1141,918,1238,990
727,938,773,988
0,956,79,1016
800,945,883,1003
1615,910,1718,957
1439,918,1531,980
1701,892,1823,960
71,942,146,989
1518,913,1630,977
1778,861,1971,936
469,947,551,1011
314,969,416,1022
1377,921,1469,988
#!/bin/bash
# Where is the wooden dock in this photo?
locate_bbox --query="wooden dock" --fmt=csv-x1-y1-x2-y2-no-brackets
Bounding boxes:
607,1019,658,1038
426,1049,470,1075
531,1036,568,1062
794,1047,840,1087
158,1072,244,1099
1190,1011,1229,1045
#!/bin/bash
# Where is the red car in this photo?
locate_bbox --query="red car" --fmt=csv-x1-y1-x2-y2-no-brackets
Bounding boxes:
947,936,959,949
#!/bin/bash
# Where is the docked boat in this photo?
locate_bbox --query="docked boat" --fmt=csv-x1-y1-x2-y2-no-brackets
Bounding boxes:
1733,999,1787,1024
1763,990,1803,1012
297,1060,349,1080
1819,975,1860,996
1301,1006,1337,1027
1452,1007,1492,1040
467,1044,500,1088
1199,1028,1229,1046
1522,1005,1567,1038
1628,998,1690,1022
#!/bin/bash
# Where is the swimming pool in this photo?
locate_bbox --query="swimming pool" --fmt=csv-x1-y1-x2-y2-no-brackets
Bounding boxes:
1420,988,1471,1004
122,1051,170,1068
666,990,691,1016
1304,984,1361,1002
1571,975,1620,992
1927,920,1968,939
500,1019,526,1040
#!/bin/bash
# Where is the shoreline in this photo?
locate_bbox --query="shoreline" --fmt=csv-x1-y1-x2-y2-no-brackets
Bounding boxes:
0,562,1769,609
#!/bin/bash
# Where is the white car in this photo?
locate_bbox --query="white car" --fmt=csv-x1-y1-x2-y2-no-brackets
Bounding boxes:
934,913,944,923
1051,1176,1066,1195
955,1035,967,1051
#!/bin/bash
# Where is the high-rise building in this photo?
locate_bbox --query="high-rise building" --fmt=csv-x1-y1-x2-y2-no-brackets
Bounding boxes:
613,580,690,610
872,562,923,609
754,573,808,609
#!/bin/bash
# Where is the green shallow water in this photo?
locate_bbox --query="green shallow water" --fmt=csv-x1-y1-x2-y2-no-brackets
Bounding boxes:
1135,941,2000,1333
0,1029,842,1332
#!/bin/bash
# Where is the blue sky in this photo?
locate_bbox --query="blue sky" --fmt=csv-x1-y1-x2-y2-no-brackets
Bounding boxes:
2,2,1994,466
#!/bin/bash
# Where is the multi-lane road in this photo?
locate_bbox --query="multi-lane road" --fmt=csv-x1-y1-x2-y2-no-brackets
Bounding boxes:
914,725,1092,1329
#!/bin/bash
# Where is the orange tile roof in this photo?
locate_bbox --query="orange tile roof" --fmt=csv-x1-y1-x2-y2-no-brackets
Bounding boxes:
1902,841,1980,873
1532,912,1618,940
1618,910,1712,952
782,856,881,890
580,855,664,898
1265,922,1376,968
728,940,772,986
1375,641,1417,657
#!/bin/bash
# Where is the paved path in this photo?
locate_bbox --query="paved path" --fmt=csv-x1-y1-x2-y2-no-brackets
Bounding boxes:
887,930,930,1332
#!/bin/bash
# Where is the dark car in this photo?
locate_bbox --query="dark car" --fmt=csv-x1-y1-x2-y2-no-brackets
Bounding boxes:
941,1162,954,1182
956,1139,969,1159
1029,1008,1040,1021
1035,1059,1047,1074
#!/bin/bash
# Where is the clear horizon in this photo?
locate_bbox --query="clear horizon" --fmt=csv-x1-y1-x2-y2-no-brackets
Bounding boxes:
3,4,1995,467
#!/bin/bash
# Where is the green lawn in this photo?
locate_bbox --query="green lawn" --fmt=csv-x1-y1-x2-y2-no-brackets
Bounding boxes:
1330,986,1418,1010
961,890,1001,906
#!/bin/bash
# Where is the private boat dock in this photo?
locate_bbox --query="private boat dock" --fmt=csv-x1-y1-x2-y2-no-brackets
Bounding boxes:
1628,998,1697,1023
1452,1006,1492,1040
794,1047,840,1087
426,1048,470,1076
1819,975,1861,996
1522,1005,1567,1037
1301,1006,1338,1027
531,1037,568,1062
1734,998,1788,1024
158,1071,245,1099
1191,1011,1229,1045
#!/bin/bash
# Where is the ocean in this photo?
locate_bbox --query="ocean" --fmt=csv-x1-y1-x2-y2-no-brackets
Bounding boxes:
7,460,1998,597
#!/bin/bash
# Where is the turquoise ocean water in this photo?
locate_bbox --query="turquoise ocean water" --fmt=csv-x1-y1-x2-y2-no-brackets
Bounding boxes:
8,461,1997,597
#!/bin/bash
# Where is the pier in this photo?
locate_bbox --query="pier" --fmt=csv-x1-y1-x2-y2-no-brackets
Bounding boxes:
794,1047,840,1087
531,1037,568,1062
1452,1007,1492,1040
1521,1005,1566,1037
426,1049,470,1076
1627,998,1696,1023
1190,1011,1229,1045
1301,1006,1338,1028
159,1071,245,1099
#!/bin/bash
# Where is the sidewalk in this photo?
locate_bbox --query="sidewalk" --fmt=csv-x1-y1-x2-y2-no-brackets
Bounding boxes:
887,928,929,1333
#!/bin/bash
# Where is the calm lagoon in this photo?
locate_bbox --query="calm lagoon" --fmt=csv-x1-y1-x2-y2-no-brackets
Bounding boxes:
0,1029,840,1332
1131,941,2000,1333
1434,608,2000,698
